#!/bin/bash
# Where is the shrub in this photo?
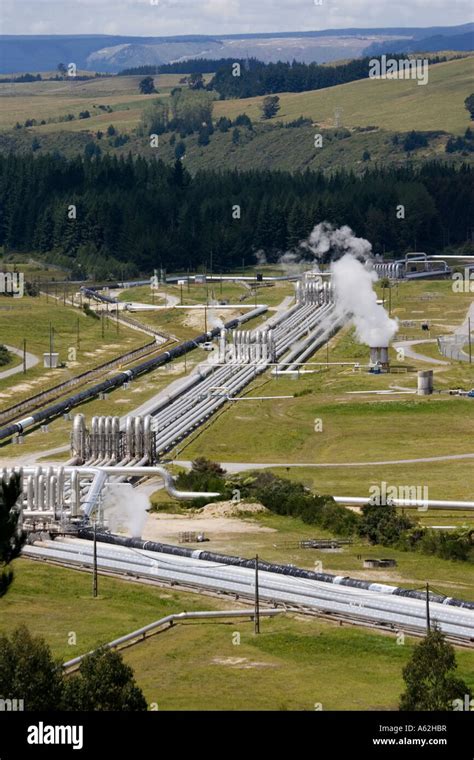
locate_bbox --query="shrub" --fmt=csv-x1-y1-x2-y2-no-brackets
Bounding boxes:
403,130,429,152
82,302,99,319
358,503,414,546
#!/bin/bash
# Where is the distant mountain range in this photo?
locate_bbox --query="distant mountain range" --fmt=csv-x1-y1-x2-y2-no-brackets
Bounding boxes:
0,24,472,73
365,30,474,55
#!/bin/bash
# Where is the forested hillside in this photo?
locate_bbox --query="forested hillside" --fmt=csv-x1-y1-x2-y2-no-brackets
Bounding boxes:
0,154,472,278
209,56,450,99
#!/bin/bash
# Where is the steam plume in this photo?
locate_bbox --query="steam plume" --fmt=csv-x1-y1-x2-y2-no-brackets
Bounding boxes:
331,255,398,346
102,483,149,538
301,222,398,346
302,221,372,263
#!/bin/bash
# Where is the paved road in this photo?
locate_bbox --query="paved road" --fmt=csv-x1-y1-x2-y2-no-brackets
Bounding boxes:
173,453,474,471
392,339,449,365
10,450,474,472
0,345,39,380
455,301,474,336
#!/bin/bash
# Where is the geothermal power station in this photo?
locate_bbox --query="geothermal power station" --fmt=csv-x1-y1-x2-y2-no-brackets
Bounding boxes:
2,256,473,647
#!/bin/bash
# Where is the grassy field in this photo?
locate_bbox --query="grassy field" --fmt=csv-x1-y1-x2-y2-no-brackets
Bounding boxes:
180,364,474,468
1,560,472,710
214,57,474,134
180,378,474,464
1,58,472,173
118,279,294,308
0,256,67,281
2,59,471,135
267,460,474,504
0,74,211,130
0,281,271,456
0,293,148,408
0,350,200,457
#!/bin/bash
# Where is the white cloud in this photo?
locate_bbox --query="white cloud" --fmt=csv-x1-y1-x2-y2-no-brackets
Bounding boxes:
1,0,472,35
203,0,240,19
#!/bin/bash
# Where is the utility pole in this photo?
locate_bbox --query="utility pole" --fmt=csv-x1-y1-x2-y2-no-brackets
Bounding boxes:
49,323,54,367
254,554,260,634
76,317,80,348
388,284,392,317
101,310,104,339
23,338,26,374
468,317,472,364
425,582,431,634
204,306,208,334
92,519,98,598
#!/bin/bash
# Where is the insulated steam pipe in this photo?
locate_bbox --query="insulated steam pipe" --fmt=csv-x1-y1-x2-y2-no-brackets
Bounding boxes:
333,496,474,511
0,307,267,443
18,465,221,518
77,531,474,611
63,609,283,670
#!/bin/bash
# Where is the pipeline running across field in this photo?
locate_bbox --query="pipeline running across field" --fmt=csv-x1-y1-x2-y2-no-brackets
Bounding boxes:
77,530,474,612
0,307,267,443
23,534,474,642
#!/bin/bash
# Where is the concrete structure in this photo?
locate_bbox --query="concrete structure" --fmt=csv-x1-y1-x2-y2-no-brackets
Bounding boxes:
417,370,434,395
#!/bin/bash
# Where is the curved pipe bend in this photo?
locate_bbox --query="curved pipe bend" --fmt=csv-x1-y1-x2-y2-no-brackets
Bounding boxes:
20,465,220,514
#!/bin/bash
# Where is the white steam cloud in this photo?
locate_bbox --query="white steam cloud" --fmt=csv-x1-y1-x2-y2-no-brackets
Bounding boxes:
102,483,149,538
331,256,398,347
302,221,372,263
279,250,306,276
300,222,398,347
209,314,225,330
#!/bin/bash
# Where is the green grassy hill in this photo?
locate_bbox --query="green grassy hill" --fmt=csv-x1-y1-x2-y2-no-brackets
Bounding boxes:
215,56,474,134
0,73,194,130
0,58,472,172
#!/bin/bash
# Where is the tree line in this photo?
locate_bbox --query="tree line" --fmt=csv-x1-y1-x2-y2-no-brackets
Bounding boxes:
119,55,450,100
0,154,472,280
176,461,474,563
118,53,448,100
208,55,450,99
119,59,241,76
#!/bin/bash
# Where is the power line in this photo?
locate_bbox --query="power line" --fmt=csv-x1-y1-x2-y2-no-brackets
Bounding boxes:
255,554,260,634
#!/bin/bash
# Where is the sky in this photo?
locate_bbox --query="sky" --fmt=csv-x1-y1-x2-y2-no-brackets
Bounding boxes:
1,0,473,37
